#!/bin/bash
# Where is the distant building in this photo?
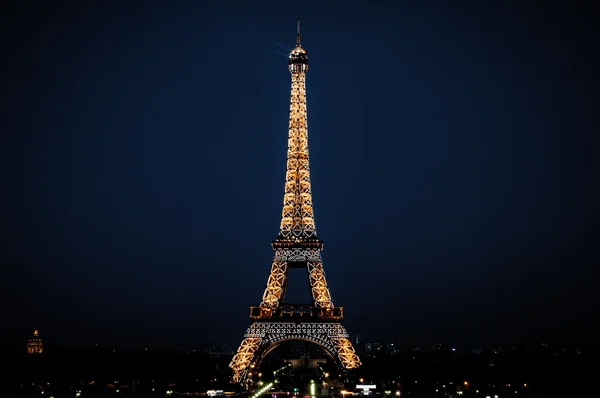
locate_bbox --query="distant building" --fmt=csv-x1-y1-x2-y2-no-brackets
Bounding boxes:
355,383,378,396
27,329,43,354
385,342,399,355
432,343,449,352
188,344,234,358
285,352,327,368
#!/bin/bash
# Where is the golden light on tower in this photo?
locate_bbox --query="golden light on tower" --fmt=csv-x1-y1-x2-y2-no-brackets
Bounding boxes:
259,17,333,311
228,19,361,385
27,329,43,354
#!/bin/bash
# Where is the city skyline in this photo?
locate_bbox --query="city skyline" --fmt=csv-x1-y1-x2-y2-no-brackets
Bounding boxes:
2,1,598,351
12,328,593,352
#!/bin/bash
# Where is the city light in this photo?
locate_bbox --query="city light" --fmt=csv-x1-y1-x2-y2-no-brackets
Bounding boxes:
251,381,275,398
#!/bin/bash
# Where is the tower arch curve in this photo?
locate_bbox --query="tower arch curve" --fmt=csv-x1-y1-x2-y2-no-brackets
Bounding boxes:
253,336,340,369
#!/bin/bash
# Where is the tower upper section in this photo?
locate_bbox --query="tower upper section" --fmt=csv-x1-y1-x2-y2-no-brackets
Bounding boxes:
288,18,308,73
277,18,318,244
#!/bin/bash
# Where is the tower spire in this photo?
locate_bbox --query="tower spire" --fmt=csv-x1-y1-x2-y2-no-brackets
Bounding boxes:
296,18,301,47
283,18,312,238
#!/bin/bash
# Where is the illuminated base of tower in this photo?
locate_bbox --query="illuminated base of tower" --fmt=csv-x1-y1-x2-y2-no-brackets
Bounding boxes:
229,321,361,384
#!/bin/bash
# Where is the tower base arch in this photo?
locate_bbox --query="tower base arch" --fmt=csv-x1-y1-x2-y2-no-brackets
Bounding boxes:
230,322,360,385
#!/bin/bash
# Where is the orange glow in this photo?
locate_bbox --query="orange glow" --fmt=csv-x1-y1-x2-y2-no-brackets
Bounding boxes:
229,20,361,386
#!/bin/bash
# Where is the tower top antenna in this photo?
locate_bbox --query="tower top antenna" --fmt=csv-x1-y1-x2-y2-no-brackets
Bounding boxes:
296,18,301,47
289,17,308,71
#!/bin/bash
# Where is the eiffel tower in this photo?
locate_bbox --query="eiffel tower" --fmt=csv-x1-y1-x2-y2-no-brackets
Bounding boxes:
229,19,361,385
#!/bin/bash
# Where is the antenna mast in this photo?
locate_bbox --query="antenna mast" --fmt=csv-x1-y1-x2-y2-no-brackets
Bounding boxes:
296,18,301,47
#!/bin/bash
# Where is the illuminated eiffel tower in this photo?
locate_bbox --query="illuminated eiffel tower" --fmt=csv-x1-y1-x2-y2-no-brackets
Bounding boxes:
229,19,361,385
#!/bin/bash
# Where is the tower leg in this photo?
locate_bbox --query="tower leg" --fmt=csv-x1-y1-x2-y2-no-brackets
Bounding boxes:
331,336,361,369
229,334,263,384
307,260,333,307
260,258,289,308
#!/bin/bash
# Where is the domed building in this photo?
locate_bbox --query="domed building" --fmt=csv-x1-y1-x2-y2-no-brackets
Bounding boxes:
27,329,43,354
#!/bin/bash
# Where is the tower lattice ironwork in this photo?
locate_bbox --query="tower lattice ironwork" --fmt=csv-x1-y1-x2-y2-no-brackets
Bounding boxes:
229,19,361,385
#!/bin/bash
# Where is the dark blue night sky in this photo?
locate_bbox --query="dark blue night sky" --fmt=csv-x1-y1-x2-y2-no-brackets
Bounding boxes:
1,1,598,350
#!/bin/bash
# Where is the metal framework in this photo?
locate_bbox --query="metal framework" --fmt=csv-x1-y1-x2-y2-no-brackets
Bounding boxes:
230,323,359,381
230,19,360,385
